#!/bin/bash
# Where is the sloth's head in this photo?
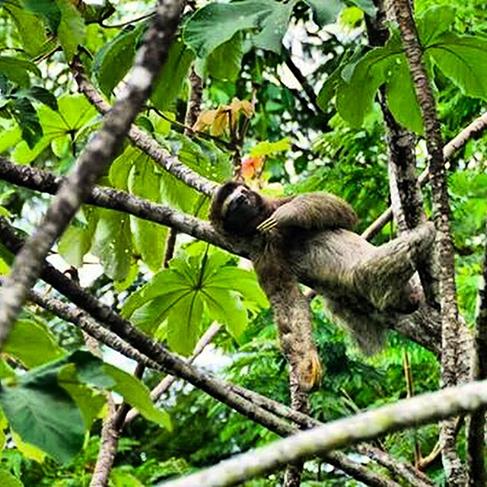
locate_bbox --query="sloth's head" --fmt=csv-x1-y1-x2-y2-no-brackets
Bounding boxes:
210,182,267,236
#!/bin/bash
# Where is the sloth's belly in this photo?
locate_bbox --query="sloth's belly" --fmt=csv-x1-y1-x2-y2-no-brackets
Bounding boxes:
287,228,374,288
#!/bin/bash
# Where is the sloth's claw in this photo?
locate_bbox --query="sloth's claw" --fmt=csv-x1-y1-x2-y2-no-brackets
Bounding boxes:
257,217,277,233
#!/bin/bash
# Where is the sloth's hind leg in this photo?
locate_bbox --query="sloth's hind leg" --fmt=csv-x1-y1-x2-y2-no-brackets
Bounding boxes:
352,222,435,311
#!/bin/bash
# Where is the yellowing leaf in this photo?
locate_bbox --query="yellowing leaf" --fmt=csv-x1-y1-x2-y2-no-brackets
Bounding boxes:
192,109,217,132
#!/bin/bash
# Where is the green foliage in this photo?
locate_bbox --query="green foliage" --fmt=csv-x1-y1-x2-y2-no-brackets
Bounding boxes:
183,0,285,57
0,0,486,483
122,246,267,354
93,23,146,97
319,6,487,133
151,40,195,110
4,319,64,368
0,351,170,464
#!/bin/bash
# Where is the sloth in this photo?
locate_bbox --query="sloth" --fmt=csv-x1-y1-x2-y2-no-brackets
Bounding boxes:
210,181,435,391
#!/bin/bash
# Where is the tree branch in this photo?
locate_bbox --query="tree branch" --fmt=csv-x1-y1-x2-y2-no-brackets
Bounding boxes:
0,156,249,258
0,0,184,347
160,379,487,487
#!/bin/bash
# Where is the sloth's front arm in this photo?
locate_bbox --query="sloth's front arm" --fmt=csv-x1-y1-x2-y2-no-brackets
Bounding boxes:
257,192,358,233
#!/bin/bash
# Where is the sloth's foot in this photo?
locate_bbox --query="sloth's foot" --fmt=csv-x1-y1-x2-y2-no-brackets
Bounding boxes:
296,349,323,392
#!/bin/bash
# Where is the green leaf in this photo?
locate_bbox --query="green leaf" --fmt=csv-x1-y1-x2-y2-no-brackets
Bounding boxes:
56,0,86,62
167,292,204,355
91,209,134,281
4,319,64,368
0,127,21,154
203,287,247,342
11,432,46,463
304,0,344,26
205,266,268,309
252,0,295,53
3,0,50,56
23,0,61,32
93,23,146,97
417,6,456,47
183,0,275,57
131,292,186,333
336,43,399,126
429,33,487,100
26,86,58,111
385,58,423,134
66,351,171,429
109,147,137,190
151,39,194,110
121,270,188,318
0,57,40,87
58,365,106,428
9,97,42,149
0,469,23,487
206,34,243,82
0,374,84,463
128,159,167,271
250,138,290,157
103,364,171,429
58,214,96,267
12,94,97,164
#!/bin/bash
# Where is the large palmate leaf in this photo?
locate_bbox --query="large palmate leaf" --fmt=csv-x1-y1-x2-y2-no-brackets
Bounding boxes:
335,42,399,127
11,94,97,163
385,58,423,134
322,6,487,132
122,248,267,354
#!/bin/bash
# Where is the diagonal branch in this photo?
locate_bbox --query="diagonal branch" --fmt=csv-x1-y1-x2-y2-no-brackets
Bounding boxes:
0,156,249,258
161,379,487,487
0,0,184,347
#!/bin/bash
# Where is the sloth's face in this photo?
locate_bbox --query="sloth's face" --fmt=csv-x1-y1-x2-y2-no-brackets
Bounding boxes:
221,185,264,236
